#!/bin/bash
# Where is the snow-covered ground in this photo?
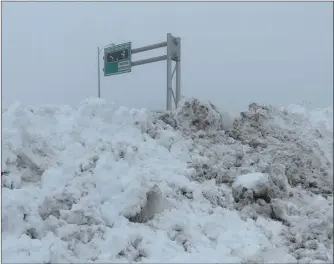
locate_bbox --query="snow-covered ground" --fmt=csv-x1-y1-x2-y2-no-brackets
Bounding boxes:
2,98,333,263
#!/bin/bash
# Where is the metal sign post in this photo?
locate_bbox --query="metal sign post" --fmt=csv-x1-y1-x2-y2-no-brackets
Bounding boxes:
97,33,181,111
97,43,116,98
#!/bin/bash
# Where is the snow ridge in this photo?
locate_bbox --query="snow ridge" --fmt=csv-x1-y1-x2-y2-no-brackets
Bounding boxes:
2,97,333,263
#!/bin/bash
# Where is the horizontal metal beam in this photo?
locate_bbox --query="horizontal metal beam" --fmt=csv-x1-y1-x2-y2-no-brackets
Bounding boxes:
132,55,167,67
131,41,167,54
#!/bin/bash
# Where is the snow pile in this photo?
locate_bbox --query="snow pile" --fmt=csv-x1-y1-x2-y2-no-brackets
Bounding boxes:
2,97,333,263
159,99,333,262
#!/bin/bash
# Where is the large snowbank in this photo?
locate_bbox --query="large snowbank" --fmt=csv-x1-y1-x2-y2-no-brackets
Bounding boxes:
2,97,333,263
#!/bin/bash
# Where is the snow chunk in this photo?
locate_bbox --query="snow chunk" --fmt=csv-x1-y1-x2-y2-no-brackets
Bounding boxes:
234,172,269,190
232,172,283,205
232,172,288,222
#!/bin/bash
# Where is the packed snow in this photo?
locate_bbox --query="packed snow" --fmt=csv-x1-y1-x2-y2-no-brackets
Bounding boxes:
2,97,333,263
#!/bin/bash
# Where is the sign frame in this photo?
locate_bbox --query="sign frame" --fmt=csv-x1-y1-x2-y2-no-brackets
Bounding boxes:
97,33,181,111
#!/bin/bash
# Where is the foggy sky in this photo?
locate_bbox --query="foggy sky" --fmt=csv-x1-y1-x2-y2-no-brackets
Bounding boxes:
2,2,333,113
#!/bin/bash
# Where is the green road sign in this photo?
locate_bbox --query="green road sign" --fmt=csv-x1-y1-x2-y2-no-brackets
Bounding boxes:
104,42,132,76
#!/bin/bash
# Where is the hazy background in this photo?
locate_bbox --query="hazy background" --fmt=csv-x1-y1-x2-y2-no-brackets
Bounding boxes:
2,2,333,113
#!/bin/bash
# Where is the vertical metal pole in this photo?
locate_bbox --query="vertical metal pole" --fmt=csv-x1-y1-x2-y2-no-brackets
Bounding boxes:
175,37,181,108
97,47,101,98
166,33,172,111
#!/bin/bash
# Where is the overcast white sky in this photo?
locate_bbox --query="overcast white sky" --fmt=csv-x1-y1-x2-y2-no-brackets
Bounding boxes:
2,2,333,113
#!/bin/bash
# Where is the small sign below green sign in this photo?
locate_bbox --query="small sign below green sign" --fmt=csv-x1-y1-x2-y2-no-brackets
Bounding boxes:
104,42,132,76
